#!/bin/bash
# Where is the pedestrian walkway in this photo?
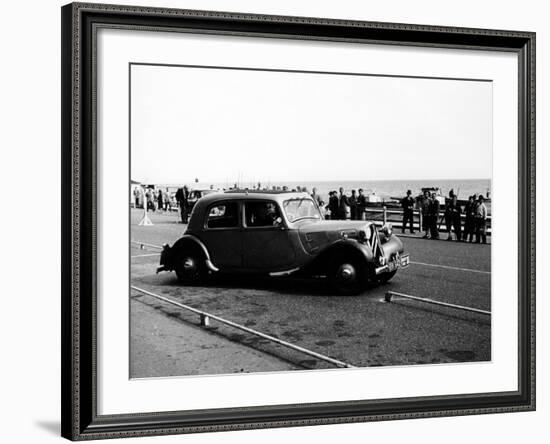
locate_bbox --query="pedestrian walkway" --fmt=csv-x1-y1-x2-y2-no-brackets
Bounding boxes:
130,297,300,378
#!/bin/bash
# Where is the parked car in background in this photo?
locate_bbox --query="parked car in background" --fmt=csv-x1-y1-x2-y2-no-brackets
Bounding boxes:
157,190,409,295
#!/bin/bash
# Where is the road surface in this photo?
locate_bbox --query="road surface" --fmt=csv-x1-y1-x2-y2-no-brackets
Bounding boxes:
129,209,491,378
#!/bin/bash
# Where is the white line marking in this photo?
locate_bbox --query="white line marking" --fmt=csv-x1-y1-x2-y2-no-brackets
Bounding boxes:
410,261,490,275
131,253,161,258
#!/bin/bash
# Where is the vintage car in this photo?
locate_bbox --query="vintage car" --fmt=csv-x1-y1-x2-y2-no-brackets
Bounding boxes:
157,191,409,295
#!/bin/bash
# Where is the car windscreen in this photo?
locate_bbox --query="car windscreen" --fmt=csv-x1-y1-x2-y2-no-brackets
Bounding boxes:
283,198,321,223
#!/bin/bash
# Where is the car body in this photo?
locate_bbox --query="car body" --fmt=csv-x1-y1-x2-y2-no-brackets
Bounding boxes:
157,191,410,294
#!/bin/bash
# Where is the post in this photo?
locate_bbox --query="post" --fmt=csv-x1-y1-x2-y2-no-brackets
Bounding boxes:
138,187,153,226
383,206,387,225
418,210,423,233
200,314,210,327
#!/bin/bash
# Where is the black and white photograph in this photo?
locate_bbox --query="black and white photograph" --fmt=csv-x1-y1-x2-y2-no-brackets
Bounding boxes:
2,0,546,441
129,63,493,378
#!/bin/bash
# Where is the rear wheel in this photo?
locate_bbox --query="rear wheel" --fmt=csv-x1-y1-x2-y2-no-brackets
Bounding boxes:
328,257,367,295
174,249,206,285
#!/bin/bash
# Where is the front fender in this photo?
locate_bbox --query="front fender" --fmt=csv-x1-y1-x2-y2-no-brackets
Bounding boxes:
305,239,374,275
374,234,408,275
380,235,404,260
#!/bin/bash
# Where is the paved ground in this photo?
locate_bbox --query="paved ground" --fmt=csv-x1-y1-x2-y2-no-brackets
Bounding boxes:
130,209,491,378
131,298,300,377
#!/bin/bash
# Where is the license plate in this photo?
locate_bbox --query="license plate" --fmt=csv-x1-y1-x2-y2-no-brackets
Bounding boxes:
400,254,410,268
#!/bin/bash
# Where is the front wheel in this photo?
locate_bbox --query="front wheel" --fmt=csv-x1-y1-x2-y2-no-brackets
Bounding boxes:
328,258,367,295
174,250,206,285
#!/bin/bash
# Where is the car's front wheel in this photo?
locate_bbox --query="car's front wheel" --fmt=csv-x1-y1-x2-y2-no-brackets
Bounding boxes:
328,257,367,296
174,249,206,285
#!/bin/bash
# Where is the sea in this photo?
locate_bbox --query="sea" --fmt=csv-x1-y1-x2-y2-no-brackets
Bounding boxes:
191,178,492,204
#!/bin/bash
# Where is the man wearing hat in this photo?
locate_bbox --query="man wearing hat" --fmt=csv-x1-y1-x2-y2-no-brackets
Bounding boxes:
474,195,488,244
401,189,416,234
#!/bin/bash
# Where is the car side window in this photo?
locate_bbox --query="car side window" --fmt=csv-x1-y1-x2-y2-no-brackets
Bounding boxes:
244,201,281,227
205,202,239,229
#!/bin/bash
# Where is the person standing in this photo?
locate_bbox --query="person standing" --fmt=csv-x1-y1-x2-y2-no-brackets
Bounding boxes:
463,195,476,242
421,190,431,239
133,187,140,208
311,187,324,207
428,192,440,239
311,187,325,218
175,186,189,223
357,189,367,221
157,189,163,212
349,189,358,220
401,189,415,234
145,188,155,212
337,187,350,220
327,191,339,220
445,193,462,241
474,195,488,244
163,188,171,212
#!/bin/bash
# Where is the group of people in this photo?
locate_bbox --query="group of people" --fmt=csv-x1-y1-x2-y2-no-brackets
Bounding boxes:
133,184,489,244
321,187,369,220
133,187,174,213
405,190,488,243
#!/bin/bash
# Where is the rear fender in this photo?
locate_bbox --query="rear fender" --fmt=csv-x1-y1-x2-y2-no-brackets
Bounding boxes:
157,234,219,273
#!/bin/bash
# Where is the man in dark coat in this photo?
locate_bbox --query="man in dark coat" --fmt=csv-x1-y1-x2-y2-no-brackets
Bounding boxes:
157,189,163,212
445,193,462,241
349,189,358,220
357,188,367,221
327,191,339,220
401,189,415,234
175,186,189,223
421,190,431,239
463,195,476,242
337,187,350,220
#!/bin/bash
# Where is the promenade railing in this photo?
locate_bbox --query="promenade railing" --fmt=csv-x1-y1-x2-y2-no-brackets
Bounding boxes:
362,207,492,236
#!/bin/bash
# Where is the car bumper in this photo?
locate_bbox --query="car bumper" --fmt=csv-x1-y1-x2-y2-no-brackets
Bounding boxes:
375,252,410,275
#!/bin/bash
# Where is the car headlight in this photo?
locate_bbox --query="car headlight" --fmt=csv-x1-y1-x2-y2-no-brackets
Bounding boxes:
381,223,393,237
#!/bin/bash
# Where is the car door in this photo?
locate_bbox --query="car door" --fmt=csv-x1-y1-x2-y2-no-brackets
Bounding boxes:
199,200,242,269
242,200,296,271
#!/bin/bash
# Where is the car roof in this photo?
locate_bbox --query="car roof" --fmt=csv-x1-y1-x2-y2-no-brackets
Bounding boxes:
197,190,312,205
186,190,315,231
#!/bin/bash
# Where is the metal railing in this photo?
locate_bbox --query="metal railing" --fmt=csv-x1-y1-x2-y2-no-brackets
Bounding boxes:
131,285,356,369
385,291,491,316
363,207,491,235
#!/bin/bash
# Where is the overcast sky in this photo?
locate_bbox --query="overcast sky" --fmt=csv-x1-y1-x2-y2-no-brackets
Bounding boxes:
131,64,492,185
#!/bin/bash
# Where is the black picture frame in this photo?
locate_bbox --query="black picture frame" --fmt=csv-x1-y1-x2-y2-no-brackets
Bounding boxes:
61,2,536,440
